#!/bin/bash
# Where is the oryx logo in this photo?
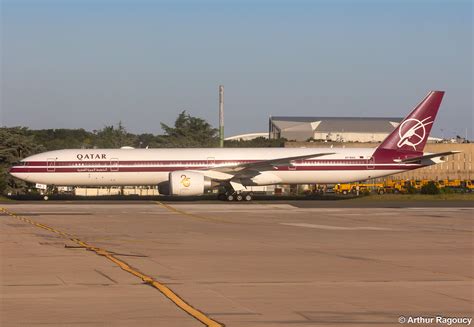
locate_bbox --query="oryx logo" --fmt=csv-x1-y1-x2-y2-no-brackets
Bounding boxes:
397,116,433,150
180,175,191,188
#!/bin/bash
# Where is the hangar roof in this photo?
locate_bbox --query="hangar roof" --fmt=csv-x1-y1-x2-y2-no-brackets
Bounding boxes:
270,117,403,133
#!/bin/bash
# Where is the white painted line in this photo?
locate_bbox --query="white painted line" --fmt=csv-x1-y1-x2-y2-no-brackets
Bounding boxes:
280,223,394,231
170,204,296,210
405,207,474,210
332,213,364,216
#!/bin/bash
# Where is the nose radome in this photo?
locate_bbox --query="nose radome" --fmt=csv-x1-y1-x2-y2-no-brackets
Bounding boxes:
9,169,20,179
9,167,27,181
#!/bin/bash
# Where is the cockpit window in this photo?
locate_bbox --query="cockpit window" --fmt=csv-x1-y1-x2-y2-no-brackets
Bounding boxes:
12,161,27,166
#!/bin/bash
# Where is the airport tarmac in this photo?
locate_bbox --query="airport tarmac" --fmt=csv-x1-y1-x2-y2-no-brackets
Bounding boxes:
1,202,473,326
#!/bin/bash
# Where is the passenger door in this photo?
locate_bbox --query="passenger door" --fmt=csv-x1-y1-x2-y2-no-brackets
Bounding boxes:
110,158,119,172
47,158,56,172
367,156,375,170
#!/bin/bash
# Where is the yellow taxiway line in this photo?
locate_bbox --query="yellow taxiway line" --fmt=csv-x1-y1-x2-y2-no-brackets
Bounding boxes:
0,207,224,327
156,201,233,224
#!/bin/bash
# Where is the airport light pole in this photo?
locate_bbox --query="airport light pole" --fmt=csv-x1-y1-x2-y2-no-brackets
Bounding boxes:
219,85,224,148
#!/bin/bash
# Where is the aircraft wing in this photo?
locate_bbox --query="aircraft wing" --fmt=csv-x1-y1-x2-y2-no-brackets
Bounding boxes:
396,151,461,163
209,152,336,173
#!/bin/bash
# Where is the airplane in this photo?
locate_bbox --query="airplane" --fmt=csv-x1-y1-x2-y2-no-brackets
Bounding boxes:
10,91,459,201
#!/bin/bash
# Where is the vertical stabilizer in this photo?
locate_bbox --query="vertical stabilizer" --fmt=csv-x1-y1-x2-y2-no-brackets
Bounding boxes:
377,91,444,153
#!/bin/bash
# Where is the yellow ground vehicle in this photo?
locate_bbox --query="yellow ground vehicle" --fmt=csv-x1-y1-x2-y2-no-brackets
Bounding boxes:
462,180,474,192
334,183,353,195
438,179,462,188
439,179,473,192
334,179,474,195
406,179,432,190
357,183,386,194
383,180,408,194
334,183,385,195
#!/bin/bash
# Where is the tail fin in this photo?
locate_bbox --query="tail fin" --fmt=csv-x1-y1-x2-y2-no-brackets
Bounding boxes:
377,91,444,153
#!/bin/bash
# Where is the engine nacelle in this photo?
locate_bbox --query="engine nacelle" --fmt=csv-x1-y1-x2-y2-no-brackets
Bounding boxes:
157,181,170,195
169,171,212,196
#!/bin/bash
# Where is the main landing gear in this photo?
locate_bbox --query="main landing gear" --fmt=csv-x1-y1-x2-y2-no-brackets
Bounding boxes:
218,191,253,202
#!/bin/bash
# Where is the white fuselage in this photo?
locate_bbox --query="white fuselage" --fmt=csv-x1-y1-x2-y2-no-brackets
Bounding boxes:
10,148,422,186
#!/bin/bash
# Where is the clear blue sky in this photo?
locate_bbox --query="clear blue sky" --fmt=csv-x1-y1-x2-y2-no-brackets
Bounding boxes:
1,0,472,139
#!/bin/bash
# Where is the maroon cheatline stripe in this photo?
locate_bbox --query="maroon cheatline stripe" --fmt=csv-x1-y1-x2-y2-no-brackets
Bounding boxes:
10,164,421,173
21,160,257,166
20,158,373,166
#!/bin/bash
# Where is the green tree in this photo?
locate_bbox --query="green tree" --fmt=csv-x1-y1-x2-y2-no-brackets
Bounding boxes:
224,137,286,148
28,128,95,150
95,122,137,148
136,133,162,148
0,127,45,194
157,111,218,147
420,181,440,194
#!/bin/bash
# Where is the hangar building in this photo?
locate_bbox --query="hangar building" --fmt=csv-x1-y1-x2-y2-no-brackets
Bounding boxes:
269,116,403,142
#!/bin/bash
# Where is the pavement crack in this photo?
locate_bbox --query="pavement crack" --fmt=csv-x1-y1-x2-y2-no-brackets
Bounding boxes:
94,269,118,284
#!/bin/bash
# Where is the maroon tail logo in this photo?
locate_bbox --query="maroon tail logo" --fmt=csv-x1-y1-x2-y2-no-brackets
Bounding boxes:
374,91,444,161
397,116,434,150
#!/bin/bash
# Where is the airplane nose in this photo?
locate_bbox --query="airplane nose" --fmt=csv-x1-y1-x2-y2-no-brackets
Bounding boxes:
9,167,19,178
9,166,26,181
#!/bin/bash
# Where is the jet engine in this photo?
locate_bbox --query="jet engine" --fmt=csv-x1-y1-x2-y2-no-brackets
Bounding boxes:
169,171,212,196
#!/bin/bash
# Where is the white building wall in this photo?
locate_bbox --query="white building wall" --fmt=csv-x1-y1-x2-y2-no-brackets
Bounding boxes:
313,132,388,142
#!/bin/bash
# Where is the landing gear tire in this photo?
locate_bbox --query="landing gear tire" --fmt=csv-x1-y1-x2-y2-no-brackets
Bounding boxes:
220,189,253,202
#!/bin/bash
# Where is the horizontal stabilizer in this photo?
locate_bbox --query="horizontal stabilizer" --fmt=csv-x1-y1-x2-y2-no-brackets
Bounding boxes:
395,151,461,163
